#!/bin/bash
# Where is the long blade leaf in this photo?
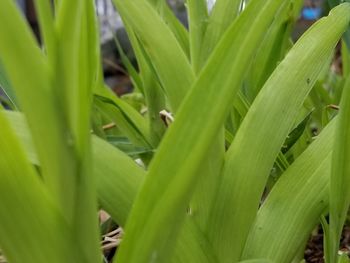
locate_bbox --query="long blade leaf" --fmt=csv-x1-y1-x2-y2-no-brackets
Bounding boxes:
329,67,350,262
113,1,291,262
243,119,336,262
0,110,75,263
207,5,350,262
4,109,215,263
111,0,194,111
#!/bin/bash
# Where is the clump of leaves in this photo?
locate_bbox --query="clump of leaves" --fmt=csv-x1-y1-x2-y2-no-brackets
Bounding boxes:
1,0,350,263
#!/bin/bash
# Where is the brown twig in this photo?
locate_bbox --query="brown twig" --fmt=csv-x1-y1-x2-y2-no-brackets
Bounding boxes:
102,123,117,130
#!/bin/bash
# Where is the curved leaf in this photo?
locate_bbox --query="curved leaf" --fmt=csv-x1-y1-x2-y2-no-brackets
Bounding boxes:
329,65,350,262
243,119,335,262
4,110,215,263
0,110,76,263
112,0,194,111
113,1,293,262
207,5,350,262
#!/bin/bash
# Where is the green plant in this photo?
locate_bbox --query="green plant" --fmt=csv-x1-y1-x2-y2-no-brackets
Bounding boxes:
1,0,350,263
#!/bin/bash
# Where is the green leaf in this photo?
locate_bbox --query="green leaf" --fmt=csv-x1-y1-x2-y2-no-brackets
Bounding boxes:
55,0,84,146
147,0,190,57
3,109,143,228
94,135,219,263
129,40,167,144
189,133,225,231
328,0,340,8
114,25,167,145
329,61,350,263
33,0,56,60
0,110,76,263
321,215,332,263
242,119,336,262
187,0,209,73
199,0,241,64
111,0,194,111
338,254,350,263
328,1,350,50
0,1,101,262
94,91,153,148
0,0,78,219
112,32,144,94
342,39,350,76
4,111,39,165
114,0,293,262
282,111,312,154
106,135,154,157
207,5,350,262
246,0,303,100
0,59,18,109
111,0,187,145
4,109,215,263
70,1,101,262
159,4,190,57
93,135,146,226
